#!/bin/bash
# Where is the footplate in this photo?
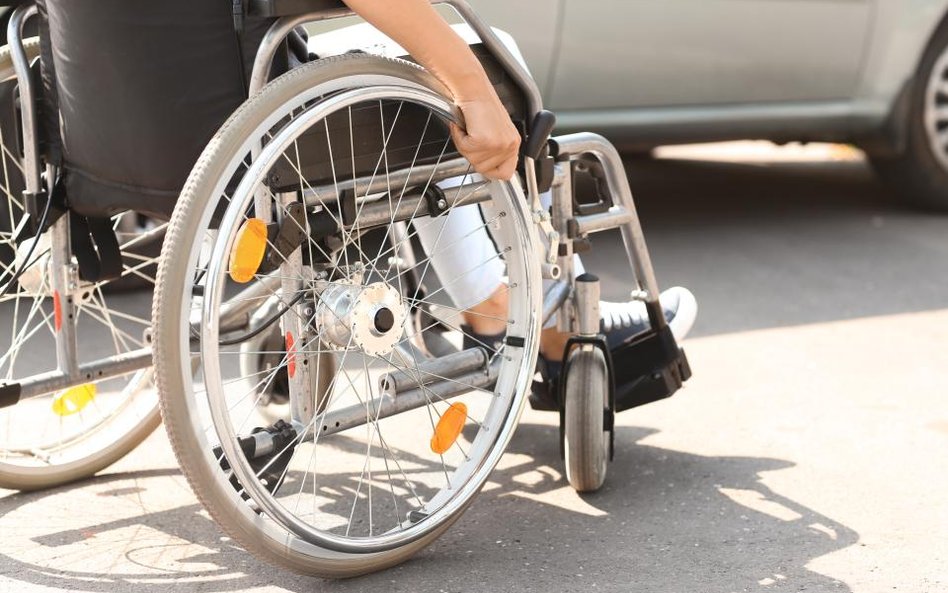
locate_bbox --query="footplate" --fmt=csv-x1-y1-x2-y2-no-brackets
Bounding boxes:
610,324,691,412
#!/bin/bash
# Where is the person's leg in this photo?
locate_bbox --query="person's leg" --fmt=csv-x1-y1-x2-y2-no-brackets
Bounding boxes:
411,197,506,319
414,188,696,357
456,286,699,361
414,184,577,338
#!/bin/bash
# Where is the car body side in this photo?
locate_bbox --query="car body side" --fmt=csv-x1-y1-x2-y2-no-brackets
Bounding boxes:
470,0,948,152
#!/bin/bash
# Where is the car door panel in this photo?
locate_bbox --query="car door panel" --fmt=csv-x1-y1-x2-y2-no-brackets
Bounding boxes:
465,0,563,97
552,0,874,110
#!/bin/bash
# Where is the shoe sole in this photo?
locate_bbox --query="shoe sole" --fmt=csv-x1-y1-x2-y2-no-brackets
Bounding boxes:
667,286,698,341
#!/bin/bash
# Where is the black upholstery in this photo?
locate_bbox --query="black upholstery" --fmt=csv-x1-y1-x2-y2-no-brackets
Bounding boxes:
248,0,347,17
41,0,279,219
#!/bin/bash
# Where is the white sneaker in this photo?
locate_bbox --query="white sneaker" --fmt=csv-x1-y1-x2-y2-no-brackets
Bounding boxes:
599,286,697,343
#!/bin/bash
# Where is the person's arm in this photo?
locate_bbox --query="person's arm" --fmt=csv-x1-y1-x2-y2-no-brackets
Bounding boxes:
341,0,520,180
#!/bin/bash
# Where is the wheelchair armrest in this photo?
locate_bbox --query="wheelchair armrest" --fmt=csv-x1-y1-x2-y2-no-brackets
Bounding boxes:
248,0,347,18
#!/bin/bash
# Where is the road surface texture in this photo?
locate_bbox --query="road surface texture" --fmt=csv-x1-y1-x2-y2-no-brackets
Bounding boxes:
2,144,946,593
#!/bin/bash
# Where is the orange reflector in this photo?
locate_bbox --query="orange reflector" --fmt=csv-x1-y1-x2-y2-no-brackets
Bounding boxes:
228,218,268,283
53,290,62,332
52,384,96,416
430,402,467,455
286,331,297,378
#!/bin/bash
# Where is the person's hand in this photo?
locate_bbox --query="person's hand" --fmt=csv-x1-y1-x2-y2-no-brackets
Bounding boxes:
338,0,521,179
449,90,521,181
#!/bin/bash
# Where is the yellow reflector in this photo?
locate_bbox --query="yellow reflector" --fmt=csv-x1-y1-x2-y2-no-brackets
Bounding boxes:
52,384,96,417
430,402,468,455
229,218,268,283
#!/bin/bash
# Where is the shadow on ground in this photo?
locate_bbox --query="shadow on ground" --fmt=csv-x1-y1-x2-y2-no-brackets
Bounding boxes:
584,157,948,336
0,423,856,593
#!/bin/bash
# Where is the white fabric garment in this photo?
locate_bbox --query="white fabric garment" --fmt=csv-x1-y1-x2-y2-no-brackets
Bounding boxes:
415,185,584,326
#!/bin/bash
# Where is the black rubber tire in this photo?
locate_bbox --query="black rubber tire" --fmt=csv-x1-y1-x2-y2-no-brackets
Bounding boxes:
563,346,610,493
869,22,948,210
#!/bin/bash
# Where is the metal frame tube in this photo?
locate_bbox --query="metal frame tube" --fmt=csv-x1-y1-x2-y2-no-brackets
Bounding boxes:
9,7,84,374
277,192,315,427
303,157,471,200
15,348,153,401
571,206,635,236
574,275,600,337
49,209,79,376
553,132,665,329
378,347,487,396
389,219,428,351
550,163,574,333
250,9,350,94
318,364,497,438
7,5,39,194
302,181,491,234
542,279,571,327
339,182,491,230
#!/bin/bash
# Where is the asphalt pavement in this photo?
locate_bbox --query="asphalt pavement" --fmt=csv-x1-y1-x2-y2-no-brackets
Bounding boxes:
1,145,946,593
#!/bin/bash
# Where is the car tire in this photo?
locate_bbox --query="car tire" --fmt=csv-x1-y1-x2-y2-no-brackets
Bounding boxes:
870,22,948,210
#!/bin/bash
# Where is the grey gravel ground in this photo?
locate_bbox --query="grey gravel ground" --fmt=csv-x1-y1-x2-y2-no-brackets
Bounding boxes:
2,148,947,593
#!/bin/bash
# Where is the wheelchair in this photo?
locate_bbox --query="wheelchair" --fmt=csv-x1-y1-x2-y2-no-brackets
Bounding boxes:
0,0,691,576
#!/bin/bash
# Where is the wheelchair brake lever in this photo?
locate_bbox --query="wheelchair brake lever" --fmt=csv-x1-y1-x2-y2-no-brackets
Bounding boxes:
522,110,557,161
522,157,559,271
522,111,560,269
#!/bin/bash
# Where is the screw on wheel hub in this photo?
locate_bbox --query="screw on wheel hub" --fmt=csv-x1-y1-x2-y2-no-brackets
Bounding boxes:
315,282,406,356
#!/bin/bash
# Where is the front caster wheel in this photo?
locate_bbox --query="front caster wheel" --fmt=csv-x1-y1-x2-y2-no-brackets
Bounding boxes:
563,346,610,492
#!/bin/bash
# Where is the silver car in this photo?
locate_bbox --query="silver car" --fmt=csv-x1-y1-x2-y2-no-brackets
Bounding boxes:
471,0,948,209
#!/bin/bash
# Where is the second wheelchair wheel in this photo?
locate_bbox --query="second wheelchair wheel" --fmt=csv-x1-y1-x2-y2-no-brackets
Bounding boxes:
0,40,161,491
153,53,542,576
563,346,610,492
238,295,335,423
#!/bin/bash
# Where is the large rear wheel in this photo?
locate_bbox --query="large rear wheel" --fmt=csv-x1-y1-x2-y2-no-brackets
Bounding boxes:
154,54,542,576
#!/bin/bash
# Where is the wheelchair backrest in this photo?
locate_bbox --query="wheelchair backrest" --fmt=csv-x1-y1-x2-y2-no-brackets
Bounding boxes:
34,0,528,218
39,0,281,220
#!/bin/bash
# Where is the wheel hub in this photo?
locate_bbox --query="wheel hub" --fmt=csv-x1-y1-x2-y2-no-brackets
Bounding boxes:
316,282,406,356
